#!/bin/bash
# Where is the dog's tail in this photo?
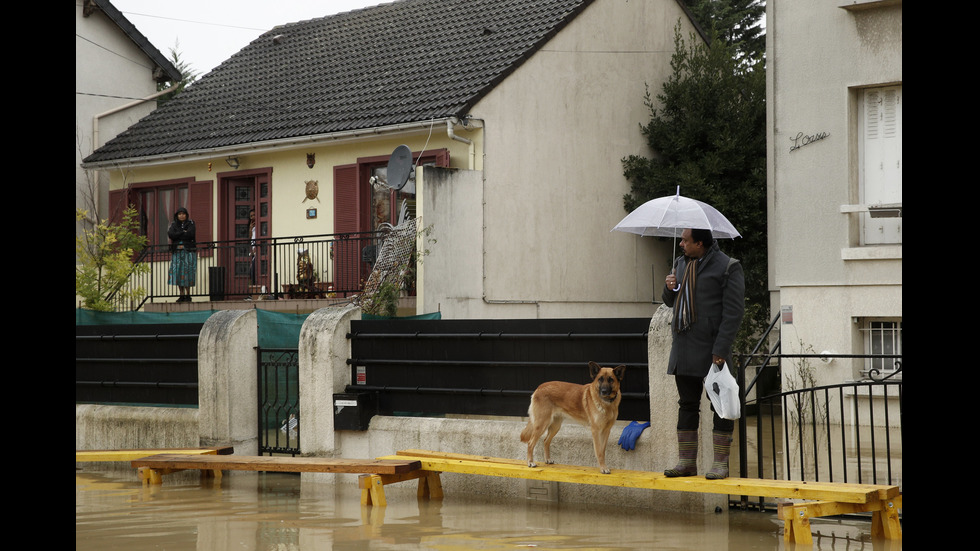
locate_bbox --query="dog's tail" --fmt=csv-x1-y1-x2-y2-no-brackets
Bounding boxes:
519,398,535,443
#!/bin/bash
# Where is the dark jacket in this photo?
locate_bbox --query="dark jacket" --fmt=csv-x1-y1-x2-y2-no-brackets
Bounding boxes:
167,208,197,253
661,242,745,377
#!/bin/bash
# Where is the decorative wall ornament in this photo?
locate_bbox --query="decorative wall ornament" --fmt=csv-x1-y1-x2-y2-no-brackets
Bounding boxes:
307,153,316,168
789,131,830,153
303,180,320,203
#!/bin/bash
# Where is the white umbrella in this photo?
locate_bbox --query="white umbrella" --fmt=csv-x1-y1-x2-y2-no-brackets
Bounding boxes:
611,187,741,239
611,187,740,290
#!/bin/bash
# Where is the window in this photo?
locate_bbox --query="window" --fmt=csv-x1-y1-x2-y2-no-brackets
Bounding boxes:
861,319,902,379
137,183,189,246
858,85,902,245
109,179,212,254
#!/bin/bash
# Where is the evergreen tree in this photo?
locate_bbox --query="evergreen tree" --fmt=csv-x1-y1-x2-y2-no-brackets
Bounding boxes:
622,23,767,355
157,42,199,105
685,0,766,65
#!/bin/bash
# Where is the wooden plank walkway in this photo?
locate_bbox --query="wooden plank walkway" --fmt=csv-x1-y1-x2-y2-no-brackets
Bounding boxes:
129,453,422,487
372,449,901,545
76,446,234,462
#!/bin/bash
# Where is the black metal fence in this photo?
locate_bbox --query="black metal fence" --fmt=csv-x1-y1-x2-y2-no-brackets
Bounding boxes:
734,343,903,509
344,318,651,422
109,231,385,310
75,323,202,406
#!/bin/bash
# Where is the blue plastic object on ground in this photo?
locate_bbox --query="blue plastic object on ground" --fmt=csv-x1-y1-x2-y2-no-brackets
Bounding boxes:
617,421,651,451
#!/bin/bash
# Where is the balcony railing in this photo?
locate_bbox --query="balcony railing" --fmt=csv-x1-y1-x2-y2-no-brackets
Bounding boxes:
110,231,387,311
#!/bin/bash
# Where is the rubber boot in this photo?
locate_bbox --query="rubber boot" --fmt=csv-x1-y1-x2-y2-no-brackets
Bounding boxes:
705,430,733,480
664,429,698,477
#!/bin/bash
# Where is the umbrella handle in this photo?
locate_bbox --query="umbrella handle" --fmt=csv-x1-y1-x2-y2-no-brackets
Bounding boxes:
667,268,681,292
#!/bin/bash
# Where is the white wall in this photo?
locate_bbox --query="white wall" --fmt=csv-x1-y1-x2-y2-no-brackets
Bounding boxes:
453,0,697,319
767,0,902,385
76,4,163,221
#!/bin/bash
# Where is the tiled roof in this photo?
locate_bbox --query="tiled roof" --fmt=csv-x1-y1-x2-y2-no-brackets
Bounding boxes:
84,0,594,164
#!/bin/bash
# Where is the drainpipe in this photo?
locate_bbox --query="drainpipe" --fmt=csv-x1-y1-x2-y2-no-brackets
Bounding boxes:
446,118,475,170
87,85,180,219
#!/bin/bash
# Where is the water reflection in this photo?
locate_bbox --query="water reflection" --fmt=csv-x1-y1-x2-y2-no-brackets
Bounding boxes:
76,470,899,550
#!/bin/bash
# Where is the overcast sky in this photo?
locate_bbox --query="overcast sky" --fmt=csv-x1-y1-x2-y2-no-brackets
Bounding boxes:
110,1,389,77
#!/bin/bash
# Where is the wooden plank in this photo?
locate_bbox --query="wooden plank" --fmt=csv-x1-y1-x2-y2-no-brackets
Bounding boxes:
131,454,421,475
76,446,233,462
386,450,898,504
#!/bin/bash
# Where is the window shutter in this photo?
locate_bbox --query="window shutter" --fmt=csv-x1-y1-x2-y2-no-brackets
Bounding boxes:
861,86,902,244
333,164,362,294
334,164,360,233
189,180,213,243
108,189,128,225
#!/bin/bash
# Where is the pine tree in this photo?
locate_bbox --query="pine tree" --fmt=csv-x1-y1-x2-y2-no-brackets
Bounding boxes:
621,23,767,354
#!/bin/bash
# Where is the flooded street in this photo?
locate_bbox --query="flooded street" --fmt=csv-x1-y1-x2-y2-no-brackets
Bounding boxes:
76,469,899,550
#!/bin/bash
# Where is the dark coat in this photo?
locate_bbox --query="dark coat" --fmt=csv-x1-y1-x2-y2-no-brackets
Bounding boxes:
167,208,197,253
661,242,745,378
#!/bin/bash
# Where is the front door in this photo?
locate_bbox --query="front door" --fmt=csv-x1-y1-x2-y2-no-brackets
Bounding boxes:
219,170,271,297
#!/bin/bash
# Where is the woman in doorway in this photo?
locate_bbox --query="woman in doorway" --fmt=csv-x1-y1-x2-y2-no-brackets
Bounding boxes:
168,207,197,302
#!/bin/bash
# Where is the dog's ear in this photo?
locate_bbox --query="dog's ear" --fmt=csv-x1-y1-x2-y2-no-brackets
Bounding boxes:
588,361,600,378
613,365,626,381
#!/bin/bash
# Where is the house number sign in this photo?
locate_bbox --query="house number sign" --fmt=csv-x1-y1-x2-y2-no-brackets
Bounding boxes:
789,130,829,152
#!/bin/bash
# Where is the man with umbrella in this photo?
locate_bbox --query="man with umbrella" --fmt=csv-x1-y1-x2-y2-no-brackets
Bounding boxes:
661,228,745,479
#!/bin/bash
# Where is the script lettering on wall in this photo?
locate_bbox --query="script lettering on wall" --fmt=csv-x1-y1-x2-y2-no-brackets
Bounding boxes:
789,131,829,152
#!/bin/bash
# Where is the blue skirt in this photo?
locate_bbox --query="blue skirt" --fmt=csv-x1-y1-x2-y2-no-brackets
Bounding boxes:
169,248,197,287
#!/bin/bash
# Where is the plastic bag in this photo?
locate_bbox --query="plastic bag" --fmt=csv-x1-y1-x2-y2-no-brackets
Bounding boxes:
704,362,740,420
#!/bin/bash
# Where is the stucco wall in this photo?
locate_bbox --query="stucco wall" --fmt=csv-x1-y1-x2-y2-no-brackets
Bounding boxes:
766,1,902,382
470,0,693,319
76,4,163,227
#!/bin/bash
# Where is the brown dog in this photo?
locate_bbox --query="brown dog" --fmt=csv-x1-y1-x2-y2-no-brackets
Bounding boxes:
520,361,626,474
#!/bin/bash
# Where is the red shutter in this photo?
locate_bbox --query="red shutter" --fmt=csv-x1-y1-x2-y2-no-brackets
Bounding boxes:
108,189,128,226
189,180,213,257
333,164,360,233
189,180,213,243
333,164,362,294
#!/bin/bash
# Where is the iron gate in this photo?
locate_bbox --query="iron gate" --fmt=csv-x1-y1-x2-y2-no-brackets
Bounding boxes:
258,347,300,455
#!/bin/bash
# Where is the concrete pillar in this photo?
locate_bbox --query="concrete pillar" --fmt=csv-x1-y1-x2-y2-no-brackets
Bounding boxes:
648,303,727,513
198,309,258,455
299,305,361,456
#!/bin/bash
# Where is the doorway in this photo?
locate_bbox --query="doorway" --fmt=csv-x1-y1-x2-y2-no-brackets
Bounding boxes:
219,169,271,298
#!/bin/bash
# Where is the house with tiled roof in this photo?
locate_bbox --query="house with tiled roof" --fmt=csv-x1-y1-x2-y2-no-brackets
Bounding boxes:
81,0,705,318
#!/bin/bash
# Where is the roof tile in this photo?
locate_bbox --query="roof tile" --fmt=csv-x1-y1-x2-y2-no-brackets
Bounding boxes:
85,0,593,164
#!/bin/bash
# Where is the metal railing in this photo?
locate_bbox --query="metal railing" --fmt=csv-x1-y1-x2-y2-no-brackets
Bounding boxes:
110,230,386,310
729,317,902,511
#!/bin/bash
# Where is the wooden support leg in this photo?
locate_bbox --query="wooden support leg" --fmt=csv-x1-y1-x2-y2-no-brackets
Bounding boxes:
417,472,443,500
872,496,902,541
137,467,163,486
779,504,813,545
358,475,387,507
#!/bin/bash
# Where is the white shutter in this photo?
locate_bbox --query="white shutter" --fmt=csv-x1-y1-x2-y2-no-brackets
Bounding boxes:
860,86,902,244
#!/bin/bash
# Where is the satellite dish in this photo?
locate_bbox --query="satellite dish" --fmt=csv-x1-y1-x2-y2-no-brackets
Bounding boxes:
385,145,414,191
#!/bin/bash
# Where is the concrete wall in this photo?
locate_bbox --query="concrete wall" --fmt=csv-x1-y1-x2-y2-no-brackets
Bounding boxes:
76,304,725,513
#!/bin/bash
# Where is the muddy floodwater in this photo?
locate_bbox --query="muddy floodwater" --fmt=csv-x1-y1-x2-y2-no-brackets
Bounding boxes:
76,470,900,550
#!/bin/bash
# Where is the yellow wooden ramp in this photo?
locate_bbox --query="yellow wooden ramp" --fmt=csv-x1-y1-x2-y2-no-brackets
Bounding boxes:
76,446,234,462
374,449,901,545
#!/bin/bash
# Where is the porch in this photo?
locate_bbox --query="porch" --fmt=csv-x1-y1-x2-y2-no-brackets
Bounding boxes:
110,228,420,315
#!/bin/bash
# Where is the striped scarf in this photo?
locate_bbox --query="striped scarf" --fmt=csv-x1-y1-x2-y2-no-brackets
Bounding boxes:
674,258,698,332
